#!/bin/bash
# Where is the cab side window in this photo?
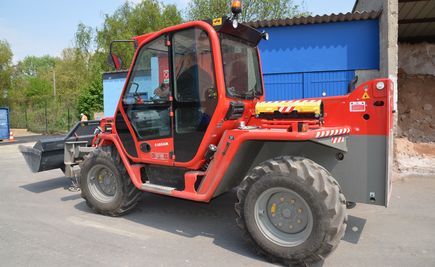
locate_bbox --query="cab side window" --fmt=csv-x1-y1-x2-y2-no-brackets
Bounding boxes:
123,36,171,141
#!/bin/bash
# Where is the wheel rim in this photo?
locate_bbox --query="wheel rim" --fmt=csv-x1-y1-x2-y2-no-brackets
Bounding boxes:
254,187,313,247
87,164,118,203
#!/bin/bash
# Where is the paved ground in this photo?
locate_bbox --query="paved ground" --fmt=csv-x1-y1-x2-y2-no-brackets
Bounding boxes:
0,134,63,146
1,142,435,266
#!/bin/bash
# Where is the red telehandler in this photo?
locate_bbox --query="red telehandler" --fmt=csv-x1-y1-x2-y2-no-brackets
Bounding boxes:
20,2,394,265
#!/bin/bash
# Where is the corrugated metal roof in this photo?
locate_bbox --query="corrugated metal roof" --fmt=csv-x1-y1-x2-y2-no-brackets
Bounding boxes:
246,11,381,29
399,0,435,43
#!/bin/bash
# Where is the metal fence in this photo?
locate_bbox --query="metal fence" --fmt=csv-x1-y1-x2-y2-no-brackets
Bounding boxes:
8,98,79,134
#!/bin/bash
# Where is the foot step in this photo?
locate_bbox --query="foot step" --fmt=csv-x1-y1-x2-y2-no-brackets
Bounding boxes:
140,182,175,194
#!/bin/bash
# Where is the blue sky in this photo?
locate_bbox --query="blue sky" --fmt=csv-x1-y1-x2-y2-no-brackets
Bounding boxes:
0,0,355,62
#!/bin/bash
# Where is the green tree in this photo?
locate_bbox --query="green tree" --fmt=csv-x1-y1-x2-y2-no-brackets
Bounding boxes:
24,77,52,100
12,55,57,105
0,40,13,105
74,22,94,59
96,0,183,70
187,0,310,21
54,48,88,101
16,55,56,77
77,75,103,118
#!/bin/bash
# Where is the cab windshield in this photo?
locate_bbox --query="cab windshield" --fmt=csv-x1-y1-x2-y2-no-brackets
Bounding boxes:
220,33,263,99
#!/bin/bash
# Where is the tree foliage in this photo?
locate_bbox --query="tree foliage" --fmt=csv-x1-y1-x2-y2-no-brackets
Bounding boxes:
77,76,103,118
187,0,310,21
96,0,183,70
15,55,55,77
0,40,13,104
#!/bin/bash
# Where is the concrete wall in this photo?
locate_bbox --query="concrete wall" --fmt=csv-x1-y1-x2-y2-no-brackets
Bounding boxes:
354,0,399,112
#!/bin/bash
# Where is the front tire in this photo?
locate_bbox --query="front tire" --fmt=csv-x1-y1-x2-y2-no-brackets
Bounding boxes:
235,156,347,265
80,145,142,216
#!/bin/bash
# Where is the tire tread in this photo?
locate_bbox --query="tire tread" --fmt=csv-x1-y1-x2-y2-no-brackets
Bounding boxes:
80,145,142,217
235,156,347,265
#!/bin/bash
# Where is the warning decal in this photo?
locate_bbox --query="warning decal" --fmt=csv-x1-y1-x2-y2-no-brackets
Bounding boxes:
163,70,169,84
350,101,366,112
212,17,223,26
362,92,370,99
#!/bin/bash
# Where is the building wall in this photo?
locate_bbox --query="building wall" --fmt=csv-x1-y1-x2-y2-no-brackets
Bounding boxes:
103,72,128,117
354,0,399,110
259,20,380,73
258,20,380,100
263,70,356,100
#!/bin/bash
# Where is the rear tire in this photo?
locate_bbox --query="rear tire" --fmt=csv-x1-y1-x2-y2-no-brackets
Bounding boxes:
80,145,142,216
235,156,347,265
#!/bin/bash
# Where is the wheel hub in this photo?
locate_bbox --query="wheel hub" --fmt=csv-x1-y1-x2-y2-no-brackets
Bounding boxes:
254,187,313,247
87,164,118,203
266,192,309,234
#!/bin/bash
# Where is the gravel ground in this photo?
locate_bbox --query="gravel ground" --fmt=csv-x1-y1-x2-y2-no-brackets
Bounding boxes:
1,143,435,267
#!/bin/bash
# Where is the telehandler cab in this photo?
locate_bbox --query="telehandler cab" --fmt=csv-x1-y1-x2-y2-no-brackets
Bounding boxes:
20,2,394,265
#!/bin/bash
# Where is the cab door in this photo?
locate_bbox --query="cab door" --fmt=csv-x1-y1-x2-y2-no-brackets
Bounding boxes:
171,28,218,162
117,35,174,164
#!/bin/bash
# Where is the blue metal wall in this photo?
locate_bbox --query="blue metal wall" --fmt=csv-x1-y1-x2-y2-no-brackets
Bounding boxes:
264,70,355,101
259,19,379,100
103,72,128,117
0,108,10,140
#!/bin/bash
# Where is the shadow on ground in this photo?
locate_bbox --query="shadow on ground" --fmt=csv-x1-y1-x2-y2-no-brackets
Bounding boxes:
74,190,270,263
343,215,366,244
20,176,70,193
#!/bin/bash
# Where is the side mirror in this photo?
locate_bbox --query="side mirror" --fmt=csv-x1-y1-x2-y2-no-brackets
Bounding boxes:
107,40,137,70
107,53,123,70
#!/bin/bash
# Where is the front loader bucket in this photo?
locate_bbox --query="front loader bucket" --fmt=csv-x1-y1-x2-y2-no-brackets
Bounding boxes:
19,120,100,173
19,137,65,173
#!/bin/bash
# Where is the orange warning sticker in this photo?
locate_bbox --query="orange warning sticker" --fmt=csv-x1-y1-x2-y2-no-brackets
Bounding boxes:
362,92,370,99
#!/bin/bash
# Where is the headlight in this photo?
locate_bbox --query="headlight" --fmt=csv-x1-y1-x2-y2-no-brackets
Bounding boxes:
376,81,385,90
232,19,238,29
